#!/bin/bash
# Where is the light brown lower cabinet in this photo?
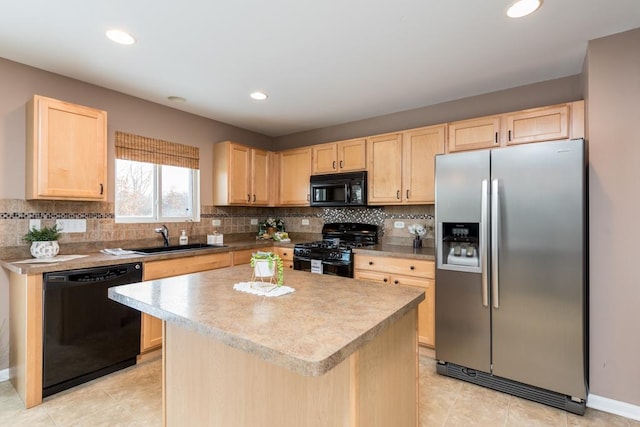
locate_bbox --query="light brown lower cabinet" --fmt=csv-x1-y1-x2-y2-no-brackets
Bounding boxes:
140,252,232,352
354,254,435,348
274,246,294,271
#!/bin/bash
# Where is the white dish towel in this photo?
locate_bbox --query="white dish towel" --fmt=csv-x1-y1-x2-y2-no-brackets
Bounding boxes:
233,282,295,297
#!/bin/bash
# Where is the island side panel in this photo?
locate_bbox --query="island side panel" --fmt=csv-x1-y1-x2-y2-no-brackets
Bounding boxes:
9,272,43,408
164,322,353,426
355,308,418,427
163,307,418,427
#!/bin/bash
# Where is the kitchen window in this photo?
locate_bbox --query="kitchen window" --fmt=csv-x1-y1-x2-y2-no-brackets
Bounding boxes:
114,132,200,223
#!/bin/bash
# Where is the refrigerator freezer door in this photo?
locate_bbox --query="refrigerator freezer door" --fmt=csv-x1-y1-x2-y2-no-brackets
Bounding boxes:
435,150,491,371
490,139,586,399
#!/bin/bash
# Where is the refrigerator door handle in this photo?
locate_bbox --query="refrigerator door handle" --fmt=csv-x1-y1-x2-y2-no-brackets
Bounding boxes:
481,179,489,307
491,178,500,309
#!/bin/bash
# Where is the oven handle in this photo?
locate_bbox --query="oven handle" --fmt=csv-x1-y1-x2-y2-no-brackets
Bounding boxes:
345,184,350,203
321,260,350,267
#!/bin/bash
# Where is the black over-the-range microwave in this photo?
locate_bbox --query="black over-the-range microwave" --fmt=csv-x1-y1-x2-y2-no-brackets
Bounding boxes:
309,171,367,207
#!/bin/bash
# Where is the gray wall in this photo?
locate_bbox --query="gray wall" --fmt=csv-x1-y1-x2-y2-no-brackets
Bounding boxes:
586,27,640,406
273,75,583,149
0,57,273,203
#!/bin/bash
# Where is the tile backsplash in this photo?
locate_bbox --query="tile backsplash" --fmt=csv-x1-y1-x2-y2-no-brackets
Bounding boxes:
0,199,434,258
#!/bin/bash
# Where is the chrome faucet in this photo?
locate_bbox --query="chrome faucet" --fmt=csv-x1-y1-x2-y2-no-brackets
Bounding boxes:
154,225,169,247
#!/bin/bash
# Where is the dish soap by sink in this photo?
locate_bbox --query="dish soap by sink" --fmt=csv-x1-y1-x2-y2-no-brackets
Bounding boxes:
179,230,188,245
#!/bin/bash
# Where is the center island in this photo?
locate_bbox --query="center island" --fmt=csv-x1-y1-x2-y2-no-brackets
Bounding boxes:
108,264,425,427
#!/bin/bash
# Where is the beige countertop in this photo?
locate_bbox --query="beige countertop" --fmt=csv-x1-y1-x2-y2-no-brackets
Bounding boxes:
0,240,292,275
353,244,436,261
108,265,424,377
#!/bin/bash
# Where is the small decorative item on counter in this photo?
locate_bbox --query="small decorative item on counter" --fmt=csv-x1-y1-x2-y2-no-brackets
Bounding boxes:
408,223,427,249
23,224,62,258
257,217,285,239
207,231,224,245
250,251,284,289
272,231,290,242
179,230,189,245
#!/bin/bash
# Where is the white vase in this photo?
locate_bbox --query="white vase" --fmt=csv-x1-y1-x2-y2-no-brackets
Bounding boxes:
30,241,59,258
254,260,275,278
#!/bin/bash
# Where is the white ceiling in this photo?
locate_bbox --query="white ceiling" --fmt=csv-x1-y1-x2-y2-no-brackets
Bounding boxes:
1,1,639,137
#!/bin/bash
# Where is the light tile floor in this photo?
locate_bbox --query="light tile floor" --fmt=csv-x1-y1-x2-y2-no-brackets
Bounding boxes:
0,348,638,426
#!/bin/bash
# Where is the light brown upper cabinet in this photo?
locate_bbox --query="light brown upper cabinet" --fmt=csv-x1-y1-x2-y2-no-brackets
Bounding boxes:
447,115,501,153
213,141,270,206
402,125,446,204
367,133,403,204
26,95,107,200
448,101,584,153
505,104,569,145
368,125,445,205
278,147,312,206
312,138,366,174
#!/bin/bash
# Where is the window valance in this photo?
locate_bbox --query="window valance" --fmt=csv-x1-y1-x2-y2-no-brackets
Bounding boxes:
115,131,199,169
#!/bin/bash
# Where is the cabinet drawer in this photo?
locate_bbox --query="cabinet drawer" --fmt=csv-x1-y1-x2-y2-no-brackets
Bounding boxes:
354,255,434,279
275,247,293,261
354,269,390,284
144,252,231,280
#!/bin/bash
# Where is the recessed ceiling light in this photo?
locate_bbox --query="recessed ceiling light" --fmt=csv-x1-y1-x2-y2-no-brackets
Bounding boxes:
506,0,542,18
250,91,268,101
106,29,136,45
167,96,187,103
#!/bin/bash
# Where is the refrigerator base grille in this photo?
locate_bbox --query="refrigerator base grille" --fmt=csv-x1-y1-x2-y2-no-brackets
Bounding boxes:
436,362,586,416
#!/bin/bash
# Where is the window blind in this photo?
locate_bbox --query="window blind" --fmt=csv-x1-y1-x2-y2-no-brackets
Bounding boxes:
115,131,199,169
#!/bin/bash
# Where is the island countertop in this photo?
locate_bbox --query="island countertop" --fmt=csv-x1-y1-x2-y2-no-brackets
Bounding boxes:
109,265,424,377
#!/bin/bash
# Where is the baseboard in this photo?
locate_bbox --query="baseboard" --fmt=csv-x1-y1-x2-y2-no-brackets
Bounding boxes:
0,368,9,382
587,394,640,421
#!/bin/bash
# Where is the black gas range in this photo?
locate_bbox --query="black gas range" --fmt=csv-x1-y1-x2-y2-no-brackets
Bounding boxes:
293,223,379,277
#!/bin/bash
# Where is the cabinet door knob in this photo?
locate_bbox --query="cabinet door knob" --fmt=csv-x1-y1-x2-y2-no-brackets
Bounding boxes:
339,160,343,168
247,194,251,202
100,183,104,195
396,190,400,199
368,261,373,265
283,252,288,256
383,278,388,283
394,280,399,285
253,194,256,202
333,160,336,169
495,132,499,143
406,189,410,199
508,130,512,141
410,265,415,270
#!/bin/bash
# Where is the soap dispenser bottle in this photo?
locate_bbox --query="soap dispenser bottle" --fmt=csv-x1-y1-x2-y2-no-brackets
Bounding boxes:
179,230,188,245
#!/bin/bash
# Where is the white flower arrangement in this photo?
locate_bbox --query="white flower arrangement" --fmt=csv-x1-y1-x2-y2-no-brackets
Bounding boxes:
408,223,427,237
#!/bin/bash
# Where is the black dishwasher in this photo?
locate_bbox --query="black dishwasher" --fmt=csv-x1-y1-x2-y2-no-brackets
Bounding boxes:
43,262,142,397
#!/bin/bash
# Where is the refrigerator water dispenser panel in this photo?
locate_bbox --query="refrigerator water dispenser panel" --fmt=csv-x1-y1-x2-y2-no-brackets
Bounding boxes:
439,222,480,271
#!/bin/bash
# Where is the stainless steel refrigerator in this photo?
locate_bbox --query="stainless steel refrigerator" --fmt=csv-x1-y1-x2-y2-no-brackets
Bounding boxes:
434,138,587,415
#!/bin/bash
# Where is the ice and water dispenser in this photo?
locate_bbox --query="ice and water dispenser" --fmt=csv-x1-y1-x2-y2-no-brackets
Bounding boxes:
438,222,480,271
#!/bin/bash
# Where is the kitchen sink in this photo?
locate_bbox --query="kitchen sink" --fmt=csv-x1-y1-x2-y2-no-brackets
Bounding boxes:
128,243,226,254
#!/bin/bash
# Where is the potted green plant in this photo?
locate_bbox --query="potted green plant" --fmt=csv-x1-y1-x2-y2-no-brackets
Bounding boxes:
250,251,284,286
23,224,62,258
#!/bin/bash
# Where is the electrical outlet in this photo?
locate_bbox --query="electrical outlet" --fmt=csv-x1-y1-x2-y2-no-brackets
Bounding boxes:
212,219,221,226
250,218,258,225
301,219,310,226
394,221,405,229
